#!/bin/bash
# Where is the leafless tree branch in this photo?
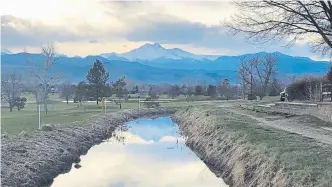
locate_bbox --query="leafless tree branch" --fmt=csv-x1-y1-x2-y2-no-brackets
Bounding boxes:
226,0,332,57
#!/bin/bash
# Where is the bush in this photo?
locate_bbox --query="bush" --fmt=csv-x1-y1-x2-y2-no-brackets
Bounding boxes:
143,96,160,108
248,93,256,100
287,76,327,101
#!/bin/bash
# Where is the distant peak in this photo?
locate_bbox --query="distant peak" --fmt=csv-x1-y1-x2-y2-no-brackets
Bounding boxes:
140,42,164,49
152,43,162,48
1,48,12,55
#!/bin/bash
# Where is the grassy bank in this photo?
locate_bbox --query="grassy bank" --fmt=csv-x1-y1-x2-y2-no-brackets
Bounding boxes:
174,106,332,187
1,108,176,187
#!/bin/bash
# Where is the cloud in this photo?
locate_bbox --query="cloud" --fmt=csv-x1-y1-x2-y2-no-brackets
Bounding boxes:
1,15,81,47
1,15,120,48
51,133,227,187
89,39,98,44
123,14,207,44
159,136,185,143
0,1,318,58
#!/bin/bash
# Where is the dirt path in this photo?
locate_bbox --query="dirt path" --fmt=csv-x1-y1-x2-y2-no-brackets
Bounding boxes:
224,106,332,145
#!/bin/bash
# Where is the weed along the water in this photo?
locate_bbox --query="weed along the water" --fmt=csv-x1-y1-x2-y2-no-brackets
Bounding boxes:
51,116,227,187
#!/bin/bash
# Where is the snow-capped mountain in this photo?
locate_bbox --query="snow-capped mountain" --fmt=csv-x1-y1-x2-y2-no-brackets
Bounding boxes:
1,49,12,55
100,43,219,61
100,52,129,61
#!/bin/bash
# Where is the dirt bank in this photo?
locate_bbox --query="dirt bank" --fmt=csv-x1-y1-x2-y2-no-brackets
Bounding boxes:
1,108,175,187
174,106,332,187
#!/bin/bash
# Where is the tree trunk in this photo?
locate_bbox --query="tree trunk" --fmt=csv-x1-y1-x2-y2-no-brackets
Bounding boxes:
9,105,13,112
96,95,99,105
18,107,20,111
66,96,69,104
44,97,48,114
44,83,48,114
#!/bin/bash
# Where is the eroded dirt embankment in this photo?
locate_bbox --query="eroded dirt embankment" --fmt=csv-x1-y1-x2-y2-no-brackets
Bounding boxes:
1,108,175,187
173,107,332,187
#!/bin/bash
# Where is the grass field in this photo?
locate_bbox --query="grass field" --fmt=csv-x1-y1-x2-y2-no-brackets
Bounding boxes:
1,93,213,135
1,93,140,135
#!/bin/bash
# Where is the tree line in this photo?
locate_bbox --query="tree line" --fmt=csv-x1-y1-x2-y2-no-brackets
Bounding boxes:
62,60,128,108
1,44,128,112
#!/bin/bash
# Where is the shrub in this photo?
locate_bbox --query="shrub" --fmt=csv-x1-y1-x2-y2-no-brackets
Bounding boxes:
248,93,256,100
143,96,160,108
287,76,327,101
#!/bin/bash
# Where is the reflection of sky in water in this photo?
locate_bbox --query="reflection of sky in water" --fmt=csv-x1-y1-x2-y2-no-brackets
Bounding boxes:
52,117,227,187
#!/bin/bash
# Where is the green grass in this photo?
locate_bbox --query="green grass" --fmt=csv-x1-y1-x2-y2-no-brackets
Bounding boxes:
1,93,209,135
1,93,142,135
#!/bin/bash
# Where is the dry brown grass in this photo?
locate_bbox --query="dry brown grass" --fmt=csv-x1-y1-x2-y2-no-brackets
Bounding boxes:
310,105,332,123
174,106,332,187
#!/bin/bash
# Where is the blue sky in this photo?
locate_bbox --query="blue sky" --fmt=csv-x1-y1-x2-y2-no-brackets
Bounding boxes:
0,0,324,60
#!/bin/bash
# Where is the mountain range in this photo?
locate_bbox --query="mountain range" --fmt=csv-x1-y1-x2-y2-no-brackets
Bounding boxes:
1,49,12,55
100,43,219,61
1,43,330,84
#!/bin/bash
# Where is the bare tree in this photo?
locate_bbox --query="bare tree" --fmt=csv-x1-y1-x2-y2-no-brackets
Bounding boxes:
29,43,58,114
238,55,259,98
218,78,232,100
238,54,278,99
226,1,332,57
60,81,76,104
1,72,23,112
253,54,278,99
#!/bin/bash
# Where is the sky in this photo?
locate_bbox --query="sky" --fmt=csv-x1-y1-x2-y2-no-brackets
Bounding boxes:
0,0,326,60
51,117,227,187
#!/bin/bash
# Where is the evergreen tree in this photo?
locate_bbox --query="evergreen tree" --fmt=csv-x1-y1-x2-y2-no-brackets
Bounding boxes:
14,97,27,111
195,85,203,95
112,77,127,109
169,85,181,98
207,85,217,98
86,60,109,105
74,81,87,107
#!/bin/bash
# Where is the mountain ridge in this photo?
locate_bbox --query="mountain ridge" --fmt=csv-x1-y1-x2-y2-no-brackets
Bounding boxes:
1,49,12,55
99,43,220,61
1,50,329,84
2,42,329,84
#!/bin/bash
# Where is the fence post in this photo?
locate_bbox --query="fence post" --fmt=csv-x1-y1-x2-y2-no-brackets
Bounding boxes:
38,104,41,130
105,99,107,113
138,96,141,110
320,81,323,102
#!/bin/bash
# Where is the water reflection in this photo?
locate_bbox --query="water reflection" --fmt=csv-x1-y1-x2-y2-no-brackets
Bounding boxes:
51,117,227,187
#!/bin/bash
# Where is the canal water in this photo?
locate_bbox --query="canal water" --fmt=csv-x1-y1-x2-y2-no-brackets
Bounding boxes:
51,116,227,187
